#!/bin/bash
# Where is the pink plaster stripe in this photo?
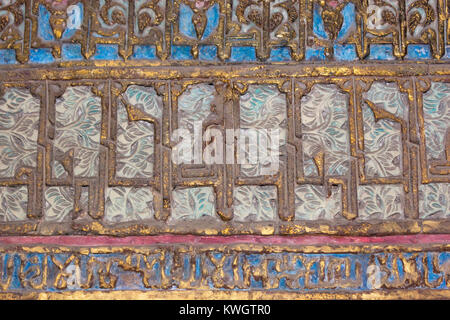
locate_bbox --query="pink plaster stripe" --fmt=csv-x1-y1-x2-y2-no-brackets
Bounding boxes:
0,234,449,246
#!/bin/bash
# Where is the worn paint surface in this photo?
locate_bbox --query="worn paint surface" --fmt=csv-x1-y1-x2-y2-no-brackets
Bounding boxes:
0,0,449,299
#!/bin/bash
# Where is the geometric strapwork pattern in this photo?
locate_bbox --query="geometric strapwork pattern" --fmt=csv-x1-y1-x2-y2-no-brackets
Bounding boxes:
0,77,448,235
0,0,449,300
0,0,450,64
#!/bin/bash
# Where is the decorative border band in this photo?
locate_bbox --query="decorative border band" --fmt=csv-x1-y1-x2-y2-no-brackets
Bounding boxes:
0,241,449,298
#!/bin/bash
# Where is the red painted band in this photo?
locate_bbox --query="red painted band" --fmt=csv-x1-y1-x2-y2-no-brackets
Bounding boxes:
0,234,449,246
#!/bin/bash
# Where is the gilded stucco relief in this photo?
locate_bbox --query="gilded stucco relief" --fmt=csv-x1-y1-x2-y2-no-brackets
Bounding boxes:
0,0,449,300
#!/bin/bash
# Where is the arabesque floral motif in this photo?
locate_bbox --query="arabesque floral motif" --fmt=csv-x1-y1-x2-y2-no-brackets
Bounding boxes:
295,185,341,220
0,88,40,177
363,82,407,119
177,83,214,164
170,186,216,222
44,186,73,222
104,186,154,223
419,183,449,219
178,83,214,130
54,86,101,178
301,84,350,176
233,185,277,221
116,85,162,178
0,186,28,221
422,82,450,161
239,84,287,177
358,185,404,220
362,105,402,177
361,82,407,177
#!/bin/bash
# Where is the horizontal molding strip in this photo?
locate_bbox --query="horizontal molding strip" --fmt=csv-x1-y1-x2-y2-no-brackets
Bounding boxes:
0,234,450,247
1,63,450,81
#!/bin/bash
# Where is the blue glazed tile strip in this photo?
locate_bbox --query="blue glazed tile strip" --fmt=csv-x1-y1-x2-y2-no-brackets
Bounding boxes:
0,0,447,64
